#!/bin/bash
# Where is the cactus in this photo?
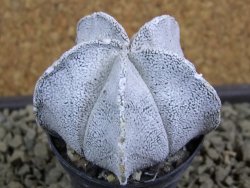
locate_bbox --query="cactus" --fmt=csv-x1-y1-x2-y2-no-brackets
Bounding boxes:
33,12,221,185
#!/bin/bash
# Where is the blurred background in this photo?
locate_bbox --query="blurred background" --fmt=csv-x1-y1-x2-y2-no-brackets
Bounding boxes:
0,0,249,96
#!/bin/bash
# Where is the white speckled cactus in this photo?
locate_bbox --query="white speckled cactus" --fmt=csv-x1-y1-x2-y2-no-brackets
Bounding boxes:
33,12,221,185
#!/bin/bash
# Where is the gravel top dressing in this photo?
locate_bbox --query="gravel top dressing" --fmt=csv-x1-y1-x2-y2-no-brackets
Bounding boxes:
0,102,250,188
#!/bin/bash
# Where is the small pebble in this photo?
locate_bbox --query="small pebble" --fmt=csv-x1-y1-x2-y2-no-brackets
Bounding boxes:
0,142,7,152
0,113,6,123
4,132,13,144
17,164,30,176
132,171,142,181
215,166,231,182
3,109,9,116
33,168,42,180
106,174,116,183
8,150,25,163
25,128,36,140
197,165,207,174
45,167,63,184
24,174,37,187
9,135,23,148
34,142,49,159
200,178,214,188
224,176,234,186
241,141,250,162
207,148,220,160
8,181,24,188
0,127,6,140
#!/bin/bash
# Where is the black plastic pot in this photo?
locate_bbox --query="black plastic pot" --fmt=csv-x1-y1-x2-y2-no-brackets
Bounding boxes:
47,133,204,188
